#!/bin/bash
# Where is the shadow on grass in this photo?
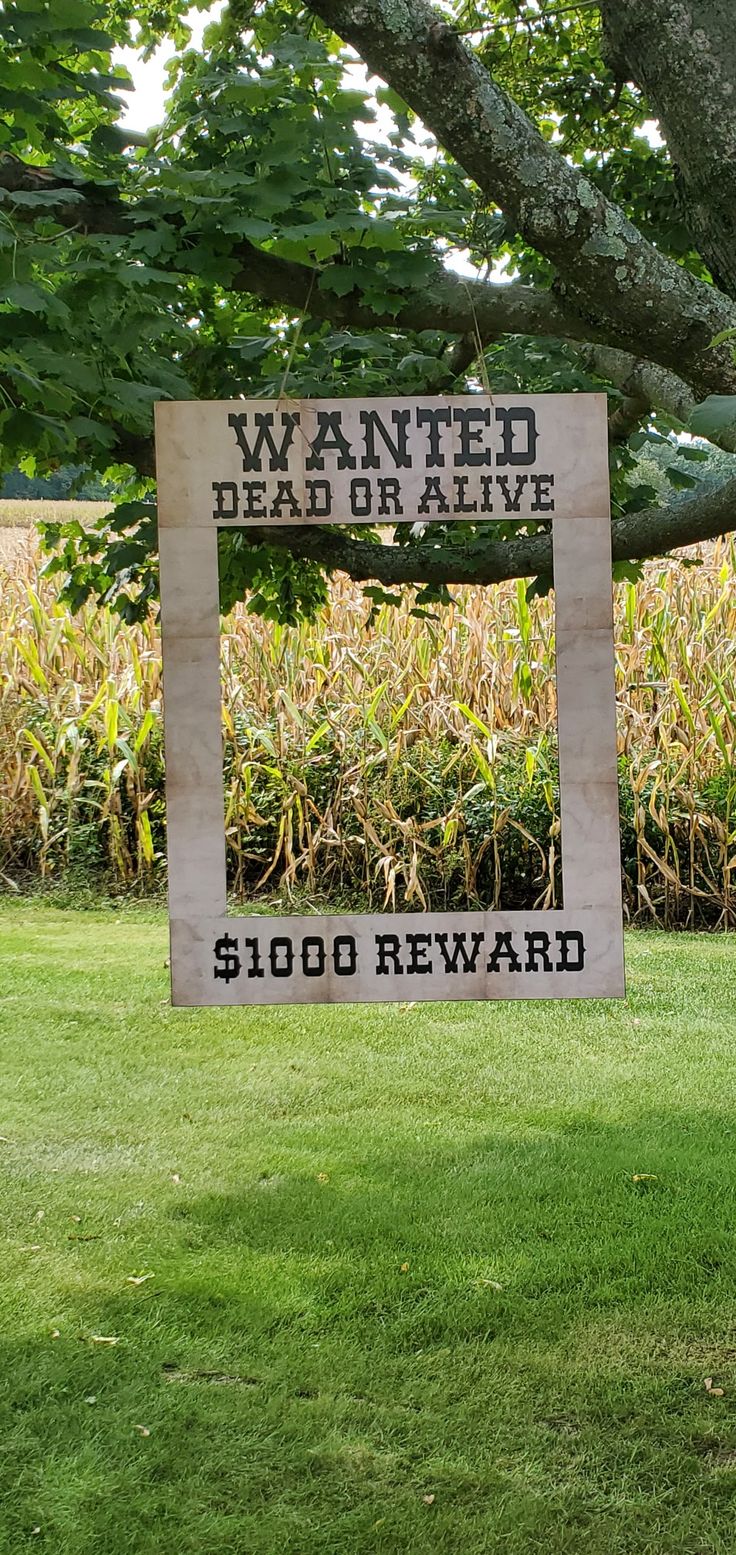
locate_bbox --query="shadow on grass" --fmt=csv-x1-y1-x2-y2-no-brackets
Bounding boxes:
3,1112,736,1555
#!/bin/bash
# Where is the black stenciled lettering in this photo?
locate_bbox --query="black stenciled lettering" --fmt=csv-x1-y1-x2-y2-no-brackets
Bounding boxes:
301,937,326,977
305,479,332,518
242,937,265,979
269,480,301,519
228,411,299,472
213,934,240,982
495,407,538,467
556,931,586,971
406,933,432,974
375,934,403,975
524,931,553,972
487,932,523,973
333,936,358,976
242,480,266,520
416,405,452,467
530,473,555,512
479,475,494,514
453,475,477,514
350,478,372,517
212,480,238,521
305,411,356,471
496,474,529,512
269,938,294,977
418,476,450,515
453,406,492,467
377,477,404,516
360,408,411,470
434,931,484,975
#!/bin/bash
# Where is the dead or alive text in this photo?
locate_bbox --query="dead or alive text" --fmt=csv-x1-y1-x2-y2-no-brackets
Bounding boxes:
212,471,555,522
211,403,555,522
212,928,586,983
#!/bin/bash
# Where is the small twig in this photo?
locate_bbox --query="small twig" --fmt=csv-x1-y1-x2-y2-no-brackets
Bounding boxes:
276,270,317,403
461,279,493,395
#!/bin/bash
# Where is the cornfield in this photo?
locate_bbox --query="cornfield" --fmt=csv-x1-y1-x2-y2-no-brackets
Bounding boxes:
2,534,736,926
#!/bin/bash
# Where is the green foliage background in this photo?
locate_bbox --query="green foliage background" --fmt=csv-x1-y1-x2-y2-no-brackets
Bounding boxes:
2,0,733,622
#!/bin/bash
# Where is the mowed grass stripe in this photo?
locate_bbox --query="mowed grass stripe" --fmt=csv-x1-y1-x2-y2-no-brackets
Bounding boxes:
0,904,735,1554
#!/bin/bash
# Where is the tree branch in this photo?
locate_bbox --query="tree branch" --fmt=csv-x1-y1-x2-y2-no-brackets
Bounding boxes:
233,241,599,342
0,155,132,233
569,342,736,453
246,473,736,587
571,344,696,427
98,334,736,484
303,0,736,396
5,150,736,420
601,0,736,299
0,154,607,348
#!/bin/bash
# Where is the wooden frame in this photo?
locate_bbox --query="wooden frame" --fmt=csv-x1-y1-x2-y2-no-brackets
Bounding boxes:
155,394,624,1005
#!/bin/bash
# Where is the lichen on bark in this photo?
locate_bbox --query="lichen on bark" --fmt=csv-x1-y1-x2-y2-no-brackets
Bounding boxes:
307,0,736,395
601,0,736,298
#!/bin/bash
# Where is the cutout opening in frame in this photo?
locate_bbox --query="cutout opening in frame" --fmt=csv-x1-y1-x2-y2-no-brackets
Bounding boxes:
156,394,624,1006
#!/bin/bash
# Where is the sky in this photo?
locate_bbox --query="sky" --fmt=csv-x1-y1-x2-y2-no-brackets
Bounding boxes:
116,50,168,132
116,9,219,132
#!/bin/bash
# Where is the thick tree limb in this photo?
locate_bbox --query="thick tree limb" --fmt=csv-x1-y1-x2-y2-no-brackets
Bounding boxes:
1,146,724,435
569,343,736,454
98,336,736,486
0,154,609,348
303,0,736,396
4,152,736,423
571,345,697,428
607,390,651,444
601,0,736,299
246,474,736,587
0,156,132,233
233,242,599,343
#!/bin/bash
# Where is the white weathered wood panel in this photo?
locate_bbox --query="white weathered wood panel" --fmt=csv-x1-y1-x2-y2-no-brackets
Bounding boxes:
155,391,625,1006
553,511,622,916
158,523,226,919
170,907,624,1006
155,393,609,528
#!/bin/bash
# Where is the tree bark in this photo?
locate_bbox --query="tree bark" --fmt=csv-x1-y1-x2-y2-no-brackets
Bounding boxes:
247,472,736,587
304,0,736,396
8,5,736,592
602,0,736,299
0,156,606,348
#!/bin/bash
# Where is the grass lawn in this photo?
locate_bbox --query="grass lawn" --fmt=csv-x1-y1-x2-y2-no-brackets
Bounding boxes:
1,903,736,1554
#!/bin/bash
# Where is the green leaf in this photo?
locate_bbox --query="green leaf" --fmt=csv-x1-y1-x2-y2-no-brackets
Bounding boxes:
708,327,736,349
317,268,362,298
2,282,50,314
525,575,553,601
612,561,644,584
689,396,736,440
664,465,699,491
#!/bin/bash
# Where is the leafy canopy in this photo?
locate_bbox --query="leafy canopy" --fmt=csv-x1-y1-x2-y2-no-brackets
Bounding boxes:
1,0,736,621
